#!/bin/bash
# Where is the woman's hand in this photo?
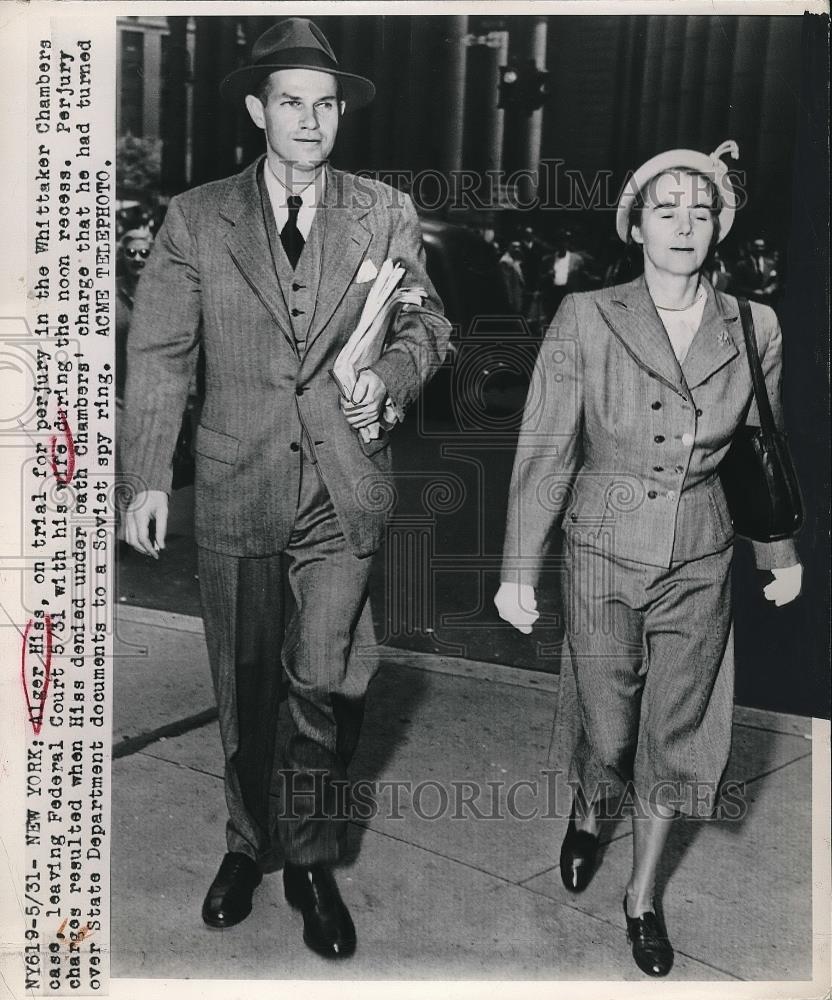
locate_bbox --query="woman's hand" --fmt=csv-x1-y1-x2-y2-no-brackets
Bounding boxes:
494,581,539,634
763,563,803,606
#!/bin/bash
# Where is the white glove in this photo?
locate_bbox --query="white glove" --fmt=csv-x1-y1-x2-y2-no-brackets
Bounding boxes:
494,581,539,635
763,563,803,606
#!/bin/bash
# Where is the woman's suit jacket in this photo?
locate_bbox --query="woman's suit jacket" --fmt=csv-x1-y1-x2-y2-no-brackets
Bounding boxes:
502,275,798,586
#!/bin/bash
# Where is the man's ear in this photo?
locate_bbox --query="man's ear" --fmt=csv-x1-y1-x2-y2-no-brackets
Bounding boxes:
339,100,346,117
245,94,266,130
631,224,644,246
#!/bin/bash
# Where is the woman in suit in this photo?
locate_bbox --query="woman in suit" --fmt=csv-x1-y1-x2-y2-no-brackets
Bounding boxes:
495,142,802,976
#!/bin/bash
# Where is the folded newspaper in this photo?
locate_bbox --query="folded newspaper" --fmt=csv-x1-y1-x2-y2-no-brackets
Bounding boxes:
331,258,428,442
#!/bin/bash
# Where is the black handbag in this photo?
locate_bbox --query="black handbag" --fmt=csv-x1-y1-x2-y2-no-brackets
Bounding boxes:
718,297,803,542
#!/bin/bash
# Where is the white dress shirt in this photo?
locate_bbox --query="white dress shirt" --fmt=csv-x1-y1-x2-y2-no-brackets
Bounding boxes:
553,251,573,286
263,163,324,240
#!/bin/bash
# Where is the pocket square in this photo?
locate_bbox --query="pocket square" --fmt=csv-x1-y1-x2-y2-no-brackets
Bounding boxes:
355,259,379,284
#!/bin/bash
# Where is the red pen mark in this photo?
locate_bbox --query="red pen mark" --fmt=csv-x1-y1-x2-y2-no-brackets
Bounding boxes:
21,615,53,736
56,918,95,950
50,409,76,486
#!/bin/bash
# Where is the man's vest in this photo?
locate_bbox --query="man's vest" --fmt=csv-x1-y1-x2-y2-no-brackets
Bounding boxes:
258,164,325,355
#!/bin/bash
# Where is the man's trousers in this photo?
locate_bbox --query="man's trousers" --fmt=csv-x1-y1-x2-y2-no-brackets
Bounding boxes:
197,453,378,865
561,533,735,818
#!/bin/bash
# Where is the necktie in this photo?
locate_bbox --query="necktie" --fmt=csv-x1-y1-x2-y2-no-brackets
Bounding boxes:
281,195,304,269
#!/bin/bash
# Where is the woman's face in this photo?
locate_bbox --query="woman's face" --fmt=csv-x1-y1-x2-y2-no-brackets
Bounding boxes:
631,170,716,279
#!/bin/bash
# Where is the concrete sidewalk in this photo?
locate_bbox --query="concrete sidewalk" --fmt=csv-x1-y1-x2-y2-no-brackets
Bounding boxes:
111,604,815,983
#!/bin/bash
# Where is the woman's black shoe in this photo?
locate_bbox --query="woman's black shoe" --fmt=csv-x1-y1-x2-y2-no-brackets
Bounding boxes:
202,852,262,928
623,897,674,977
559,812,600,892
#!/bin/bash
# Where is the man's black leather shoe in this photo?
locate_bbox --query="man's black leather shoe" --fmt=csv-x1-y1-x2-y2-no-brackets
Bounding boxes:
202,852,262,928
623,898,674,977
283,863,356,959
559,812,600,892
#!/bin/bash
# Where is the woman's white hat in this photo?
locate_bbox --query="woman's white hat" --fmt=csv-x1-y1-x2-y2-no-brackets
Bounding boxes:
616,140,740,243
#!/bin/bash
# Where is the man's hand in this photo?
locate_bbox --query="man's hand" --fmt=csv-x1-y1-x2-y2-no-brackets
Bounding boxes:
763,563,803,606
494,581,539,635
124,489,168,559
340,369,387,430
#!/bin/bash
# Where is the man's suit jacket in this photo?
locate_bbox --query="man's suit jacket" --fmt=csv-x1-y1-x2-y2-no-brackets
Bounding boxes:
733,252,780,299
502,275,799,586
121,158,450,558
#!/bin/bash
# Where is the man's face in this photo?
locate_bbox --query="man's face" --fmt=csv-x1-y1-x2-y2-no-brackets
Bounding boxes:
631,171,716,279
123,236,153,278
555,229,574,253
245,69,344,177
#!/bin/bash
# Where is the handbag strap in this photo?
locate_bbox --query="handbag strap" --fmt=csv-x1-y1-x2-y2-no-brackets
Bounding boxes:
735,296,777,435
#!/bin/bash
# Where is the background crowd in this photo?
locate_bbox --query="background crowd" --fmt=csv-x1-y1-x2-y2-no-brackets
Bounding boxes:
484,219,786,334
116,199,789,388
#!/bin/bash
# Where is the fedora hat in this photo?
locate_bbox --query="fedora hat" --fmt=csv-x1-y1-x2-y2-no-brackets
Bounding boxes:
220,18,375,111
616,140,740,243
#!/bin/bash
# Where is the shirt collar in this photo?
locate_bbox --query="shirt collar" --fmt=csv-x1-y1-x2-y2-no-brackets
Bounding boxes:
264,161,325,210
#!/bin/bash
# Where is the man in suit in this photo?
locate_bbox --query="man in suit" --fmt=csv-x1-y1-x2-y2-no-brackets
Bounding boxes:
121,18,450,959
115,227,153,402
540,226,598,325
733,236,782,303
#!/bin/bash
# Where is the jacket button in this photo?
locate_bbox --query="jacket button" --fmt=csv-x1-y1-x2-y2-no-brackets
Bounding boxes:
295,386,305,396
696,408,703,416
675,465,684,474
647,490,658,499
651,401,662,410
292,282,305,291
290,442,300,452
291,307,304,317
653,465,664,473
654,434,665,444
